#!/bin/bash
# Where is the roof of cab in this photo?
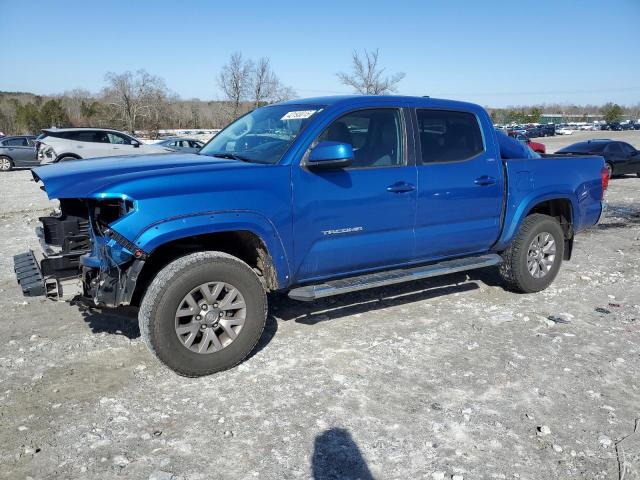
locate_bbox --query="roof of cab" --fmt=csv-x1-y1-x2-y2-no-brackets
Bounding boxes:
275,95,483,111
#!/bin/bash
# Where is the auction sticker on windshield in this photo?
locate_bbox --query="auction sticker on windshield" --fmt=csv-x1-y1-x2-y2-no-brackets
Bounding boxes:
281,110,318,120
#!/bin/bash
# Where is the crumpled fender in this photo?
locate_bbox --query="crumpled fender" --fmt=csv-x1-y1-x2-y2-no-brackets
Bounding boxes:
126,210,291,288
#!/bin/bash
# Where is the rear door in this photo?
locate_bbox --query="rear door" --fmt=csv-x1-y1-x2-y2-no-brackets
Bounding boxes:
69,130,113,158
291,107,417,283
413,108,504,260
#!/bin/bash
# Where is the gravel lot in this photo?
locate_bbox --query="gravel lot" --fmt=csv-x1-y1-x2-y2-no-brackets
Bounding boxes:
0,133,639,479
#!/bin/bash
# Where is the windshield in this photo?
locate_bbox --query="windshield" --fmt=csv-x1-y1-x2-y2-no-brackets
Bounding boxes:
199,104,324,164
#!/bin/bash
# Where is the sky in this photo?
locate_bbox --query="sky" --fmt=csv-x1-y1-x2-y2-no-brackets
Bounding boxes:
2,0,639,107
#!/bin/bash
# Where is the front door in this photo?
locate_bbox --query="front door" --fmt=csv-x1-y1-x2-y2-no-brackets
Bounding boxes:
291,108,417,283
413,108,504,260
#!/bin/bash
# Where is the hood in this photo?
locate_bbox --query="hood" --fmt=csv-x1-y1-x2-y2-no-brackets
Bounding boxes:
32,153,261,199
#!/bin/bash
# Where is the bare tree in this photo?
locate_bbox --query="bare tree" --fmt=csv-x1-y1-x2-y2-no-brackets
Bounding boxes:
217,52,253,117
251,57,276,107
337,49,405,95
102,70,169,134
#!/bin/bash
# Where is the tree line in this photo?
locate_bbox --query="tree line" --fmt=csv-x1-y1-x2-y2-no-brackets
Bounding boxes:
488,102,632,125
0,49,636,136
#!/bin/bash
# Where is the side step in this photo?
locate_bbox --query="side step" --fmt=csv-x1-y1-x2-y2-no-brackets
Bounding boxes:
288,254,502,301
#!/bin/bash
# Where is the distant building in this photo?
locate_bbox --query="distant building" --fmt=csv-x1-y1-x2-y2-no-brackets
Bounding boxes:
538,113,603,124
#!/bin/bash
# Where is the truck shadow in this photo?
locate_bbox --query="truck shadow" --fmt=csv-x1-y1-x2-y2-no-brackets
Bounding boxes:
271,268,500,326
76,301,280,359
77,304,141,339
75,268,500,353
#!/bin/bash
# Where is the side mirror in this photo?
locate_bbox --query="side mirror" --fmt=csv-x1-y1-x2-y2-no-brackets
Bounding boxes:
132,140,140,148
307,141,353,170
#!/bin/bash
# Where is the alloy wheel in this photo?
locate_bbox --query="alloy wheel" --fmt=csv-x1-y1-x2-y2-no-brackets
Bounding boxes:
527,232,556,278
174,281,246,354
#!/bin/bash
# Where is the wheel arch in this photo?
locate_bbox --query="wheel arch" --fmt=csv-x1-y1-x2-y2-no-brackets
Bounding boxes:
54,153,82,162
496,194,577,260
128,213,291,305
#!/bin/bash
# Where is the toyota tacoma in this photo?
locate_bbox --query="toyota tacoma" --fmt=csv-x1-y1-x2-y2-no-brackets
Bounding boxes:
14,96,607,376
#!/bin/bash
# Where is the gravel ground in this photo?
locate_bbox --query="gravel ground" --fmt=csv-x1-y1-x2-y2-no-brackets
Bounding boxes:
0,141,639,479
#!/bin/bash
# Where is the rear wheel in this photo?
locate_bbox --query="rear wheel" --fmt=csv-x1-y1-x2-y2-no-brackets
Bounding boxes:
139,251,267,377
499,214,565,293
605,162,613,178
0,156,13,171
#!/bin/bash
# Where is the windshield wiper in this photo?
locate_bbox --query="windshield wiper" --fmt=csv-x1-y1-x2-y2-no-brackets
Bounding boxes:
210,152,253,162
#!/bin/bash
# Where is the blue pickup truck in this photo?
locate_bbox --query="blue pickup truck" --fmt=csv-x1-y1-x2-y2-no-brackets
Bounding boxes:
14,96,607,376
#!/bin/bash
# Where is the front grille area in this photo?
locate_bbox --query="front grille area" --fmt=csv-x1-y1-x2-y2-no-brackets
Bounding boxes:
40,198,92,254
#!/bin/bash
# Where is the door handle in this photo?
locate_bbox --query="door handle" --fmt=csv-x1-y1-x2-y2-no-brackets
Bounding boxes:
474,175,496,186
386,182,415,193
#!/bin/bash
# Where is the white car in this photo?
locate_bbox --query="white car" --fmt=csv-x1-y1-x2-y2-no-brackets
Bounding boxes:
555,126,574,135
37,128,173,164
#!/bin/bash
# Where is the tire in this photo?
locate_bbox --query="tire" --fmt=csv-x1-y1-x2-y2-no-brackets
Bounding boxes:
605,162,613,178
499,214,565,293
57,156,78,162
139,251,267,377
0,156,13,172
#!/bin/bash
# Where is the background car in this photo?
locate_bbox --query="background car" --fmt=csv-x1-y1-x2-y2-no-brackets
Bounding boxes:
0,135,38,171
556,139,640,177
524,126,544,138
37,128,173,164
154,137,204,153
556,126,574,135
539,124,556,136
507,131,546,153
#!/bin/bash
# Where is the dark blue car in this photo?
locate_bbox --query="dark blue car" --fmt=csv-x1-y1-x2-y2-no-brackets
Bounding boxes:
16,95,606,376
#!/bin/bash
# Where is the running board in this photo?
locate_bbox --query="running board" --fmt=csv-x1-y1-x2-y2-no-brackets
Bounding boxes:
288,254,502,301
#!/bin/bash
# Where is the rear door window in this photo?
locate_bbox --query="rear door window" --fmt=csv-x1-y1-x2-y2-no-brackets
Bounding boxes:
416,109,484,163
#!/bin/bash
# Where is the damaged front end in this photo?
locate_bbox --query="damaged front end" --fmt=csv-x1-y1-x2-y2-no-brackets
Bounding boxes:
14,194,146,308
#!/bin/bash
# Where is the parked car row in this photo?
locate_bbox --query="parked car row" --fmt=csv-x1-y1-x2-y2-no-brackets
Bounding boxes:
0,128,207,171
500,125,556,138
598,122,640,131
497,121,640,137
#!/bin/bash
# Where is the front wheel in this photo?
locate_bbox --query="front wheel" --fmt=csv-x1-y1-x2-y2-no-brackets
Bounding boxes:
499,214,565,293
139,251,267,377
